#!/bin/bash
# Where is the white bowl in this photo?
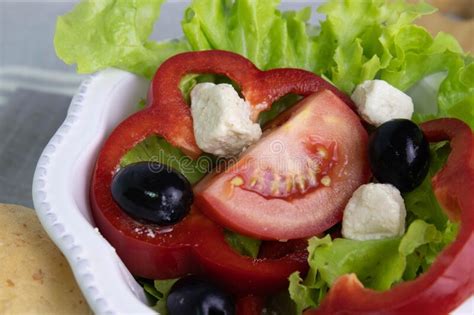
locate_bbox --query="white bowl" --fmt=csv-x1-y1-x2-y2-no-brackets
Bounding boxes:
32,68,473,314
32,69,153,314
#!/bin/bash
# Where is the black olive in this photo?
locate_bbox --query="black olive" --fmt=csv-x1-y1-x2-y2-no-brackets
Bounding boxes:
369,119,430,193
111,162,193,225
167,276,235,315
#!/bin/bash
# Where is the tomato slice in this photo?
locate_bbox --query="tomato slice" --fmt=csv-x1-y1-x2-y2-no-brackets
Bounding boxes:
195,90,370,240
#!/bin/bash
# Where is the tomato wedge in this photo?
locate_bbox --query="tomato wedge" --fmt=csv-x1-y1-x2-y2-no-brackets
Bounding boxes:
195,90,370,240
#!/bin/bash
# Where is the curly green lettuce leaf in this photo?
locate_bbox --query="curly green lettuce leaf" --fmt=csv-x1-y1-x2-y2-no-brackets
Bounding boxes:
152,278,178,315
182,0,318,71
54,0,190,78
382,29,473,127
314,0,435,93
289,220,451,313
149,279,178,315
404,142,450,229
289,141,458,314
136,277,177,315
288,237,331,314
138,278,162,302
402,220,458,280
402,142,459,280
314,0,473,127
55,0,473,126
182,0,315,122
381,29,463,90
434,61,474,128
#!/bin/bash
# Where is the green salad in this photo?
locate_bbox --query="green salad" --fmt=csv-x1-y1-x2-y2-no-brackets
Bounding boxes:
55,0,473,314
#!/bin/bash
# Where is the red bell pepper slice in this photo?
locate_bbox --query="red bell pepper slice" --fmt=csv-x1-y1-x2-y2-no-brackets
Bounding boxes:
92,169,307,296
235,295,265,315
304,118,474,315
147,50,354,158
91,50,354,296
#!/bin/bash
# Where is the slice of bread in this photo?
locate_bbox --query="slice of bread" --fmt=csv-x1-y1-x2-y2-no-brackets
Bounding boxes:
0,204,91,315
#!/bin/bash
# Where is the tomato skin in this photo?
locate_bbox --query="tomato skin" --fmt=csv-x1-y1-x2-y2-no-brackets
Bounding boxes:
304,118,474,315
195,91,370,240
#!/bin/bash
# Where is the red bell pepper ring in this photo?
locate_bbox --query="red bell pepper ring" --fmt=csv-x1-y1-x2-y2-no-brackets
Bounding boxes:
92,190,307,296
305,118,474,315
148,50,354,158
235,295,265,315
91,50,354,296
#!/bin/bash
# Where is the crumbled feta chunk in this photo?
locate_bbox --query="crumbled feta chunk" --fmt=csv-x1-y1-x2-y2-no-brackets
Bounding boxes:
351,80,414,126
190,83,262,157
342,183,406,241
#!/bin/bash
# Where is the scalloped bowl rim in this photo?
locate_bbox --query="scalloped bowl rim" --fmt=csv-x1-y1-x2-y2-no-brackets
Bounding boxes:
32,69,153,314
32,68,473,314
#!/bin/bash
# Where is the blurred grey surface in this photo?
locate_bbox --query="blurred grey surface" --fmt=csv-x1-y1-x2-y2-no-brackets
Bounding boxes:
0,0,320,207
1,1,75,207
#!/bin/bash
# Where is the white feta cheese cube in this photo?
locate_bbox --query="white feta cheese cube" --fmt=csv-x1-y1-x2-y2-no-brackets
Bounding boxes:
342,183,406,241
351,80,414,126
190,83,262,157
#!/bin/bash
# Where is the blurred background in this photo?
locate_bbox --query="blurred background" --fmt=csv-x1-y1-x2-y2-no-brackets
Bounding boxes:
0,0,472,208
